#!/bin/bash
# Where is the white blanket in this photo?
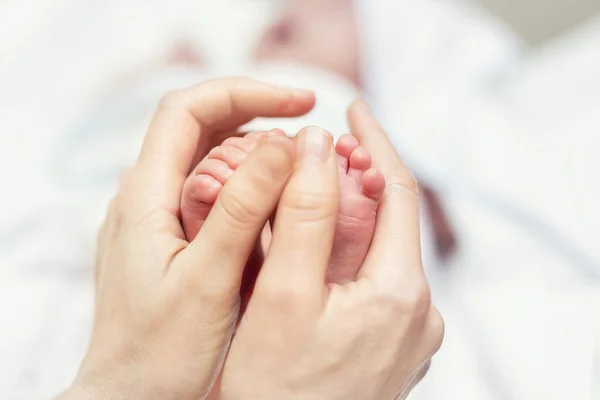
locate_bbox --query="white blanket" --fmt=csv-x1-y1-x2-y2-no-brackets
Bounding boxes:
352,1,599,399
0,1,598,399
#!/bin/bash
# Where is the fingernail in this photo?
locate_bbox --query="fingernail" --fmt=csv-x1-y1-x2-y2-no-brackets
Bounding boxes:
297,126,331,165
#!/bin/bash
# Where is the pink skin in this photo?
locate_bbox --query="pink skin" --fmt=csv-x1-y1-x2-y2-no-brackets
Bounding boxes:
180,131,385,284
180,130,276,239
329,134,385,283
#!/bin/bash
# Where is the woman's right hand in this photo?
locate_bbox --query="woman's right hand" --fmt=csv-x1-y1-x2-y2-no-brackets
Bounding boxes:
218,102,444,400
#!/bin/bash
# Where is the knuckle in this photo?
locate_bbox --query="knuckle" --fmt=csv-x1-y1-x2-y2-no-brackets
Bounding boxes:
405,281,432,318
282,188,337,223
236,139,293,185
219,186,264,229
262,138,295,167
376,279,431,319
158,89,189,111
249,146,289,185
386,168,420,198
427,306,445,353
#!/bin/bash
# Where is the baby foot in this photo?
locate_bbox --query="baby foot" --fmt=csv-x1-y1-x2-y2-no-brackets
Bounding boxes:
180,130,283,240
181,131,385,286
328,134,386,283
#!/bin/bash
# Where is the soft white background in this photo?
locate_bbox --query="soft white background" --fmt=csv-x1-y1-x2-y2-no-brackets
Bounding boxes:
0,1,598,399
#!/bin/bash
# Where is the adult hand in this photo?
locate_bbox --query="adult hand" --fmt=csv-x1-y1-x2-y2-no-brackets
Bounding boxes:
218,103,444,400
61,78,315,400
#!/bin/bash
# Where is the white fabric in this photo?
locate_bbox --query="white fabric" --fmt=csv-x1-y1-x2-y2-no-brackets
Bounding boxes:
0,1,599,399
354,0,522,181
352,1,599,399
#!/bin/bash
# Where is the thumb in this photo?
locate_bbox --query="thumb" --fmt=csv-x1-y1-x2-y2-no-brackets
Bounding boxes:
172,134,296,302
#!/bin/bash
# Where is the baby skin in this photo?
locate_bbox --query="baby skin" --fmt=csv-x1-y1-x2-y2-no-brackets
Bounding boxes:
180,129,385,283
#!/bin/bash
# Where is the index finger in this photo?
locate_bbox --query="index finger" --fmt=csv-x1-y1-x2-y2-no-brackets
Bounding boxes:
347,101,424,287
134,77,315,211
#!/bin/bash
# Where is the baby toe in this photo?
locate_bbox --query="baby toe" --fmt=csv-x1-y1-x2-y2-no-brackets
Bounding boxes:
335,134,359,160
207,145,248,170
348,146,372,182
361,168,386,201
194,158,234,184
